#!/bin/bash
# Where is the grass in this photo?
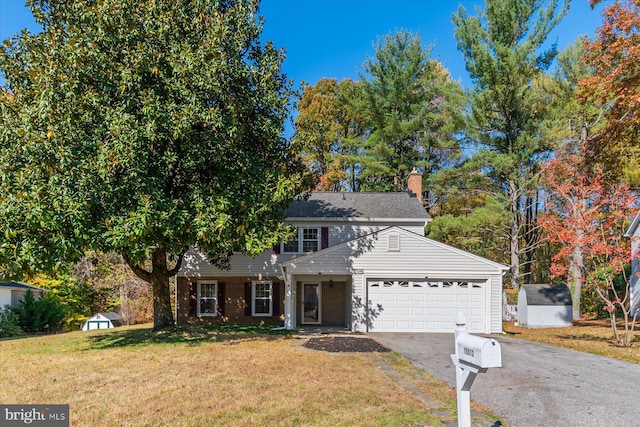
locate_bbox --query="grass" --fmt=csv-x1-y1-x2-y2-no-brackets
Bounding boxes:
0,324,466,427
504,319,640,364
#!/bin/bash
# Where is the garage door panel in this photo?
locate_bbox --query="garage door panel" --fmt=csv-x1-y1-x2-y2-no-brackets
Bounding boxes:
426,295,440,303
368,279,486,333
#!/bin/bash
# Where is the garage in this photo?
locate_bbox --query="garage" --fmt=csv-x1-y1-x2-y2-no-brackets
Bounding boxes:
280,226,507,334
368,279,487,333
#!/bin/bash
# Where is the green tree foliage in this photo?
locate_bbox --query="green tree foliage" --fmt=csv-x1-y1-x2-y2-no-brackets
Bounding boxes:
426,196,511,262
15,289,66,333
355,30,466,192
452,0,569,287
0,0,313,330
294,78,365,191
0,306,23,338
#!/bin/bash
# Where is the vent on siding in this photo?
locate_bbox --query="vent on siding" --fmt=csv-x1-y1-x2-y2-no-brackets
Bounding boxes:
388,233,400,251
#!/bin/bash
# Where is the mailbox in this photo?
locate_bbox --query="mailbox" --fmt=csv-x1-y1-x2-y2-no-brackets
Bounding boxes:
455,333,502,369
451,313,502,427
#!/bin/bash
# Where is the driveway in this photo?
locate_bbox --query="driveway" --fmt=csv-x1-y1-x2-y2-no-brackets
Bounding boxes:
370,333,640,427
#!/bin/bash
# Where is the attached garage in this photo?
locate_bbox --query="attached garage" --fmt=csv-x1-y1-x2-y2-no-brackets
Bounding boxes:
281,226,508,334
368,279,487,332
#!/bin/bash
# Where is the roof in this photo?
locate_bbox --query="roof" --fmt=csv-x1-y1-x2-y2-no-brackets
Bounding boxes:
286,192,430,221
625,211,640,237
0,281,45,292
92,312,121,321
520,284,572,306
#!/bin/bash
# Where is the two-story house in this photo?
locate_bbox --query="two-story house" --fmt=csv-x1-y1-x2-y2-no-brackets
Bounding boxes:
177,172,507,333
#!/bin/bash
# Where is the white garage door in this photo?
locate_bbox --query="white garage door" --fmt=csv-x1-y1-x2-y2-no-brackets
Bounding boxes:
368,280,486,332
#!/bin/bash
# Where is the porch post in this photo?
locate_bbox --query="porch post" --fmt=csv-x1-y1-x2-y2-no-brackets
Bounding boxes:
284,271,296,330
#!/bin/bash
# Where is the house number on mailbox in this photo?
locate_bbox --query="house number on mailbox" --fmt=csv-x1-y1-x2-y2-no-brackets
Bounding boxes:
463,347,474,357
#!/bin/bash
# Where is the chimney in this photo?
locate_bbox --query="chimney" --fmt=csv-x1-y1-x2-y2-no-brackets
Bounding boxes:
407,168,423,203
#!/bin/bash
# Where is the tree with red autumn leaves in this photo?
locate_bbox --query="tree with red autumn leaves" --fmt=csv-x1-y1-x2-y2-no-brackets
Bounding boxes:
581,0,640,185
540,150,638,345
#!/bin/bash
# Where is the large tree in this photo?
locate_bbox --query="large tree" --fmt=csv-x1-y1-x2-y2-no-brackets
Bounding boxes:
0,0,312,330
293,78,365,191
582,0,640,186
452,0,569,288
356,30,466,193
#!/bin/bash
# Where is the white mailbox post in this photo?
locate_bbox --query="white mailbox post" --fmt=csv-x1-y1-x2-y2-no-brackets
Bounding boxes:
450,313,501,427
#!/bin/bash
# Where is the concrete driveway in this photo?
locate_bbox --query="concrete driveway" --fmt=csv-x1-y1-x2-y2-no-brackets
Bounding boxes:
370,333,640,427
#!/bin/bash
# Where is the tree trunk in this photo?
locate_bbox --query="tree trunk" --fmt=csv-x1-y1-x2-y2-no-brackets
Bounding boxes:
522,192,540,284
569,198,587,321
149,247,175,330
509,179,520,289
125,246,184,331
568,243,583,321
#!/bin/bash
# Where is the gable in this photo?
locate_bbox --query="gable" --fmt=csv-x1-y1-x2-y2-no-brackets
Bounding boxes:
282,226,507,276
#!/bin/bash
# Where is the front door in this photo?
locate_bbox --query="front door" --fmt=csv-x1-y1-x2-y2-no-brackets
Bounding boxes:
302,283,321,324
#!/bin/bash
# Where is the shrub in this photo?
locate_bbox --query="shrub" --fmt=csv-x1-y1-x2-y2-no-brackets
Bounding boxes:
0,306,22,338
15,290,66,333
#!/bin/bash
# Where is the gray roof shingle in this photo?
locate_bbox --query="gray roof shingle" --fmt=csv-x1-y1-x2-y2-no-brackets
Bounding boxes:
0,281,44,291
287,192,430,220
521,284,573,306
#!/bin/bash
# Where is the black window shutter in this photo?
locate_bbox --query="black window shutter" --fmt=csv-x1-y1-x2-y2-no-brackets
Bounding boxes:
189,281,197,317
244,282,252,316
272,243,280,254
321,227,329,249
217,282,226,317
272,282,281,317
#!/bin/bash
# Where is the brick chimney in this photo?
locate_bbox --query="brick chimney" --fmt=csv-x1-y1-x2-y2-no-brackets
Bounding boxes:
407,168,423,203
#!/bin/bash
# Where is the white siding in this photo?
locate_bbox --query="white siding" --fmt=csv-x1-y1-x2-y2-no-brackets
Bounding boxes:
631,228,640,316
490,275,503,332
178,220,426,278
179,248,285,277
0,289,11,308
289,220,425,247
350,230,504,277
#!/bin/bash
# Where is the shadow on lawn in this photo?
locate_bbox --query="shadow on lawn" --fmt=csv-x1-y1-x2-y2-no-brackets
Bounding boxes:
87,324,293,350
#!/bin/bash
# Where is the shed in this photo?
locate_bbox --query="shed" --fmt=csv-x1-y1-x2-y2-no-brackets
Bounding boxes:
518,284,572,328
82,312,122,331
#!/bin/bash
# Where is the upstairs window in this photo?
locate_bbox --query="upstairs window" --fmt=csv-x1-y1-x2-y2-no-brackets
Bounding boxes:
282,227,322,253
302,228,319,252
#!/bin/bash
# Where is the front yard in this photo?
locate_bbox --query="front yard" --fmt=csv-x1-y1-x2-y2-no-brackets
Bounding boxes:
0,325,498,426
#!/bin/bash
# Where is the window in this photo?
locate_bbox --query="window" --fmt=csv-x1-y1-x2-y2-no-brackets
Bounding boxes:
197,281,218,317
283,229,299,253
282,227,320,253
302,228,319,252
252,281,272,317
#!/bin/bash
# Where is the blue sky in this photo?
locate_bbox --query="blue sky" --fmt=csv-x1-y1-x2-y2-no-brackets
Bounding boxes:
1,0,607,128
1,0,607,85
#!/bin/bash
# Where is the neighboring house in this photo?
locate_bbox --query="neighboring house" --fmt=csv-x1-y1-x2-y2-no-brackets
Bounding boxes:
177,171,508,333
624,211,640,316
0,281,45,309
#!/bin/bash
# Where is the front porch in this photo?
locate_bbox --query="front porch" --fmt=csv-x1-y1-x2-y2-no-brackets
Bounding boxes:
285,274,352,330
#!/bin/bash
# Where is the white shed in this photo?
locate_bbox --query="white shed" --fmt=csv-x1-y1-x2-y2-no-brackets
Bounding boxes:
518,284,572,328
82,312,122,331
